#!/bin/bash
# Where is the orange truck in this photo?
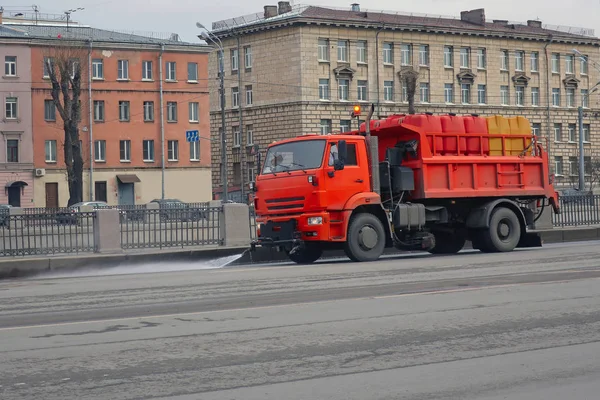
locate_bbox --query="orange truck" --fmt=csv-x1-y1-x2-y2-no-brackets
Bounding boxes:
249,105,560,263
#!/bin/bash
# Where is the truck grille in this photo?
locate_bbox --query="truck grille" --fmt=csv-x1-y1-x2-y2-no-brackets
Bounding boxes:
265,196,305,211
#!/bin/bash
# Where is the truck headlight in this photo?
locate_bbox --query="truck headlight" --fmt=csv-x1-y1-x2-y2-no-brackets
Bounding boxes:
307,217,322,225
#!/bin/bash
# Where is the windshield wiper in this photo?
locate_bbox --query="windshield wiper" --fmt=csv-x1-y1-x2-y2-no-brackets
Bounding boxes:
289,162,308,173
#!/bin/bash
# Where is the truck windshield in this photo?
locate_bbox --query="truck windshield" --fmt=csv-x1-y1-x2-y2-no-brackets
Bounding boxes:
262,139,326,174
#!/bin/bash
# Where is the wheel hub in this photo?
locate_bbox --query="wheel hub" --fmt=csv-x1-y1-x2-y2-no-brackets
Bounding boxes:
498,220,510,239
358,225,378,249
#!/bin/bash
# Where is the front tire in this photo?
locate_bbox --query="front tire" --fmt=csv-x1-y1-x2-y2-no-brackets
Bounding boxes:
344,213,386,262
480,207,521,253
287,244,323,264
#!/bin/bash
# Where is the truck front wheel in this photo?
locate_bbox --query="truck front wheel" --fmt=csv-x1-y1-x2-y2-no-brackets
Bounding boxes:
344,213,386,262
479,207,521,253
287,244,323,264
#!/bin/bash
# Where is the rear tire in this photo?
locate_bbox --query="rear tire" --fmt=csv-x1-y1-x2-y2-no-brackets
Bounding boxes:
287,244,323,264
344,213,386,262
480,207,521,253
428,229,466,254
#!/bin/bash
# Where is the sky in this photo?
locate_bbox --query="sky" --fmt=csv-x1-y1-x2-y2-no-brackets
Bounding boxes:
2,0,600,43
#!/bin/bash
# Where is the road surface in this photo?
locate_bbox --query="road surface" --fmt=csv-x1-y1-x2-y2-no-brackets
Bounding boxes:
2,241,600,399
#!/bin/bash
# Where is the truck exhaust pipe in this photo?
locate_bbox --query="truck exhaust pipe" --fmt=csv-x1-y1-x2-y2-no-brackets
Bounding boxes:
364,104,380,194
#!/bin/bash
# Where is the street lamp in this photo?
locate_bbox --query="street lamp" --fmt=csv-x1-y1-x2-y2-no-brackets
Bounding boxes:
197,23,228,201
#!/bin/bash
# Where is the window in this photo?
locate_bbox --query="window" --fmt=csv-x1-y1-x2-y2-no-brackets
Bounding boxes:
400,44,411,66
232,87,239,107
568,124,576,142
4,56,16,76
582,89,589,108
7,139,18,163
166,61,176,81
531,87,540,106
569,156,577,176
244,46,252,68
231,49,239,71
120,140,131,162
144,101,154,121
500,50,509,70
44,100,56,121
585,156,592,176
554,123,562,141
43,57,54,78
500,86,509,105
515,51,524,71
419,45,429,66
566,88,575,107
93,100,105,122
189,102,199,122
565,55,574,74
142,61,153,80
246,125,254,145
531,52,539,72
118,60,129,80
247,164,256,183
444,46,453,67
444,83,454,103
581,56,589,75
338,79,349,101
245,85,253,106
515,86,525,106
92,59,103,79
143,140,155,161
187,62,198,82
340,120,351,132
94,140,106,162
45,140,57,162
319,79,330,100
584,124,591,142
190,141,200,161
555,156,564,175
119,101,130,121
320,119,332,134
383,43,393,64
551,53,560,73
384,81,393,101
401,81,408,102
420,82,430,103
168,140,179,161
477,48,486,69
461,84,471,104
318,39,329,61
552,88,560,107
5,97,17,119
477,84,487,104
337,40,348,62
232,126,241,146
532,123,541,137
460,47,470,68
357,80,368,101
68,59,79,79
167,101,177,122
357,41,367,63
329,143,358,166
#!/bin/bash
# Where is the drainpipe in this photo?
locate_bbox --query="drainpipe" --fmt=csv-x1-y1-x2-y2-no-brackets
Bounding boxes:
159,44,166,200
88,40,94,201
375,25,384,119
237,34,245,203
544,35,554,165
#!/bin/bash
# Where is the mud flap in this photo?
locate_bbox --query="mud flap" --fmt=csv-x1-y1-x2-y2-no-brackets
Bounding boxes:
517,232,542,248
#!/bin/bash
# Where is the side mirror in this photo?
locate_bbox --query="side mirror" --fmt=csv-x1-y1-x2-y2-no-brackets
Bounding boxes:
334,140,347,171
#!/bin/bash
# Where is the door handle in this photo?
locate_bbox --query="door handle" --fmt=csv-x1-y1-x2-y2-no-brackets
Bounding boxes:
355,179,363,183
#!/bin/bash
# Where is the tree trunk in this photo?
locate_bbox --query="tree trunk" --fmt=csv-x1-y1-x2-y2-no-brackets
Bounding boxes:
65,123,83,206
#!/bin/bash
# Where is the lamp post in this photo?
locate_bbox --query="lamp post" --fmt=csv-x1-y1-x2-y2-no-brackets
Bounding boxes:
198,23,228,201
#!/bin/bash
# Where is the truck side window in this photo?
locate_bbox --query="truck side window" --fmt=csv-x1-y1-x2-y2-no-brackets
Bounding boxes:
328,143,358,166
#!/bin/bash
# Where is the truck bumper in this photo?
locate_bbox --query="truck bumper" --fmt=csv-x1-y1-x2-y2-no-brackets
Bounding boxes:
250,213,330,252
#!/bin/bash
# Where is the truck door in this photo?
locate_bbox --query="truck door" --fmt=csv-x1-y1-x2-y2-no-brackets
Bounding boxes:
325,140,368,210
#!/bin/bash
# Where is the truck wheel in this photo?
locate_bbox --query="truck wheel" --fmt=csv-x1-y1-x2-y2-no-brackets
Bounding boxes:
287,245,323,264
428,230,466,254
344,213,386,262
480,207,521,252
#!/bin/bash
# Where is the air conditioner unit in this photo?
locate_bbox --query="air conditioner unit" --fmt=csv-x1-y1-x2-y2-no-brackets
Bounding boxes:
35,168,46,177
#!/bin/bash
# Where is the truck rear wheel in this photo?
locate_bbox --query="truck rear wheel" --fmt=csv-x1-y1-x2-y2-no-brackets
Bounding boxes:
287,244,323,264
480,207,521,253
344,213,386,262
428,229,466,254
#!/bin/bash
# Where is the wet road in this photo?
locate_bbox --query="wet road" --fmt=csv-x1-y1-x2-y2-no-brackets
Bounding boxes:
2,241,600,399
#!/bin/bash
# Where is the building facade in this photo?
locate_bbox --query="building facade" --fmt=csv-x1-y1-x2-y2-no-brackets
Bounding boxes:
0,15,213,207
207,3,600,201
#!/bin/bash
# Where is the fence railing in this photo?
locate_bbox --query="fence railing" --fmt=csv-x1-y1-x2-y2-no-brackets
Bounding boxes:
553,194,600,227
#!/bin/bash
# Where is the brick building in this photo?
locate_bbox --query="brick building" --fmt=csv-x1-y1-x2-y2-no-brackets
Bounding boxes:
0,13,212,207
206,2,600,201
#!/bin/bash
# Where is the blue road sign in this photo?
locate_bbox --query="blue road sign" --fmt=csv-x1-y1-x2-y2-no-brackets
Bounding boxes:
186,130,199,142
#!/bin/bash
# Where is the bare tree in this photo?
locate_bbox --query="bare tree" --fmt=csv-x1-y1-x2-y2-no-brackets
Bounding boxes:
567,152,600,191
44,42,88,206
400,68,419,115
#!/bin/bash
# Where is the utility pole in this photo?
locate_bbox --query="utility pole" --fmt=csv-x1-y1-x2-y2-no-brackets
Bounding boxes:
578,105,585,191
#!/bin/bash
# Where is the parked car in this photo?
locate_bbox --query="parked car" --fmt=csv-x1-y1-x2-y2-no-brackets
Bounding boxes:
0,204,12,227
149,199,207,221
56,201,110,225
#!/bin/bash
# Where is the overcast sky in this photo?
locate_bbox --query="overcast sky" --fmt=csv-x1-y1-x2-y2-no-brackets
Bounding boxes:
3,0,600,43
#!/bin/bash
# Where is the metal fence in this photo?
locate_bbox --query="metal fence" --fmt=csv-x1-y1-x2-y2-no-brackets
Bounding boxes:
553,194,600,227
0,212,96,257
120,206,221,250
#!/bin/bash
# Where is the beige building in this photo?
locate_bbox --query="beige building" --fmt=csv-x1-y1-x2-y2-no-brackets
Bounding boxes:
207,3,600,201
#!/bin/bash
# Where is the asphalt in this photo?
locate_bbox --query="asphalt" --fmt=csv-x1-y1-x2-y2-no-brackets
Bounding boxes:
2,241,600,399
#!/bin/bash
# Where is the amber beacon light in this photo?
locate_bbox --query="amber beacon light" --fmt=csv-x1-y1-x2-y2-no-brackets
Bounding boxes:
351,105,361,117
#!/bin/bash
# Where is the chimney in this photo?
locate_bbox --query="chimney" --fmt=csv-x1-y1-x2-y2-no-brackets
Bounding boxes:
278,1,292,14
351,3,360,12
460,8,485,26
264,5,278,19
527,19,542,28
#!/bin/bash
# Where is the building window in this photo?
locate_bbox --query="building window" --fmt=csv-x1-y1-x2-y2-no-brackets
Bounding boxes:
142,61,153,80
247,164,256,183
190,141,200,161
320,119,332,134
43,57,54,78
338,79,349,101
515,86,525,106
143,140,155,161
552,88,560,107
531,52,539,72
477,84,487,104
119,101,130,122
45,140,57,163
555,156,564,175
166,61,176,81
120,140,131,162
566,88,575,107
531,87,540,106
245,85,253,106
167,102,177,122
532,123,541,137
232,126,241,146
460,47,470,68
500,86,509,105
443,46,453,67
420,82,430,103
551,53,560,73
144,101,154,121
581,56,589,75
94,140,106,162
582,89,589,108
357,41,367,63
118,60,129,80
568,123,576,142
554,123,562,141
319,79,330,100
337,40,348,62
6,139,18,163
383,43,393,64
44,100,56,121
318,39,329,61
232,87,239,107
246,125,254,145
93,100,105,122
400,44,411,66
569,156,577,176
565,55,574,74
401,81,408,102
476,48,486,69
168,140,179,161
187,62,198,82
384,81,394,101
419,45,429,66
5,97,17,119
444,83,454,103
189,102,199,122
92,59,103,79
4,56,16,76
515,51,524,71
357,80,368,101
500,50,509,70
584,124,591,142
340,120,351,132
231,49,239,71
461,83,471,104
244,46,252,68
